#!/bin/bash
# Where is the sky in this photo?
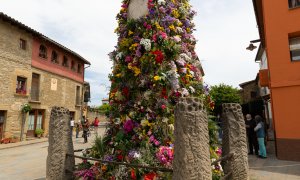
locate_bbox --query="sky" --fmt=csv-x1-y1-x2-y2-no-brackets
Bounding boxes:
0,0,260,106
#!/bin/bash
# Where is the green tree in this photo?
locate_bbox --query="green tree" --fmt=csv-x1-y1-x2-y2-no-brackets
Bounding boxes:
97,104,110,117
210,84,241,115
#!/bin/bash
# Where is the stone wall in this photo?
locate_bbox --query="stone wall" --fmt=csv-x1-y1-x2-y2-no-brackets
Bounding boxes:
28,67,83,136
0,19,32,138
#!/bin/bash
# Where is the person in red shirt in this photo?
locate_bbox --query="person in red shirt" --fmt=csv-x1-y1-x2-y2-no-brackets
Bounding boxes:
93,117,100,135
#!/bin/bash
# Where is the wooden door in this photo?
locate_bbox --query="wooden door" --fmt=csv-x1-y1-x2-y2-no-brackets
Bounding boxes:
26,109,44,137
0,111,5,140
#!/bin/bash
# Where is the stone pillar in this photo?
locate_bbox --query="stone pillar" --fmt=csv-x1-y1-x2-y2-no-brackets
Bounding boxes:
46,107,75,180
221,103,249,180
173,97,211,180
128,0,148,20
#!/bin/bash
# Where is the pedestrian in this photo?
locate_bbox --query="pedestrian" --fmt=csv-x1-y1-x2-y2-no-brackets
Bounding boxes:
75,122,81,138
93,117,100,135
70,118,75,137
254,115,267,158
245,114,259,155
82,118,89,143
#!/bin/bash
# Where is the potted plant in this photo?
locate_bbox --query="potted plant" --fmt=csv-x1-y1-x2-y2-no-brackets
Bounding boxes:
10,136,19,143
35,128,44,138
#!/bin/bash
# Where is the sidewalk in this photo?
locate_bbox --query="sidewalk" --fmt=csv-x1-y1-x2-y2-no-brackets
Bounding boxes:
0,137,48,150
249,141,300,180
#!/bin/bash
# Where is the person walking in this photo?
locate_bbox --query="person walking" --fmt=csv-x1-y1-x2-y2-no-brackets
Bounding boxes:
254,115,267,158
245,114,259,155
70,118,75,137
82,119,89,143
75,122,81,138
93,117,100,136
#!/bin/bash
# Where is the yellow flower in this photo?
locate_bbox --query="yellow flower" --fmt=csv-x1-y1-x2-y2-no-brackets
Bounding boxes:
129,43,139,51
169,25,176,31
155,22,164,31
186,28,191,33
128,30,134,36
115,73,122,78
132,67,141,76
172,10,180,18
177,21,183,27
141,119,149,127
154,76,161,81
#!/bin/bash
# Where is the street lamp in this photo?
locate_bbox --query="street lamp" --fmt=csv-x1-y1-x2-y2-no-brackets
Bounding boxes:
246,39,261,51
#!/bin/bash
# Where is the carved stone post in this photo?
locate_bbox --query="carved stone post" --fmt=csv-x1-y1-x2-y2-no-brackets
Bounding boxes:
46,107,75,180
173,97,211,180
221,103,249,180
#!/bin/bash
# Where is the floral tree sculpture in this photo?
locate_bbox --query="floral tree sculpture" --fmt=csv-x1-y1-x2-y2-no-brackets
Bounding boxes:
75,0,221,179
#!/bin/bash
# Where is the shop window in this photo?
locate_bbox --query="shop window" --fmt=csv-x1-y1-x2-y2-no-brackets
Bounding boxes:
39,45,47,59
31,73,40,101
19,39,26,50
16,76,27,95
71,61,76,71
289,37,300,61
77,64,82,74
76,86,81,105
0,111,6,140
62,56,69,67
289,0,300,8
51,51,59,64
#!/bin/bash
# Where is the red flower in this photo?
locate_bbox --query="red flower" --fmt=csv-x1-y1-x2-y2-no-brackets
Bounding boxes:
131,169,137,180
117,154,123,161
152,50,164,64
122,87,129,97
144,172,156,180
161,87,168,99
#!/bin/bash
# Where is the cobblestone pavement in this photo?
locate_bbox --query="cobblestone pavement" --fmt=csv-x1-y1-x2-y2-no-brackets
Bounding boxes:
249,141,300,180
0,127,106,180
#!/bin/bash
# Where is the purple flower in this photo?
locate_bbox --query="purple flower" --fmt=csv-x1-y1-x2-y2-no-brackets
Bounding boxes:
123,120,134,133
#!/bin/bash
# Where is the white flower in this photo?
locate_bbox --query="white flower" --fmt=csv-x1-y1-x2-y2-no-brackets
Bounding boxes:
181,88,190,96
173,36,181,42
180,53,192,62
189,86,195,93
115,52,123,60
158,0,166,5
140,38,151,51
162,117,168,123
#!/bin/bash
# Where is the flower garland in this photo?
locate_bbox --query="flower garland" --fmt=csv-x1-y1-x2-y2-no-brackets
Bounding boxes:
75,0,218,179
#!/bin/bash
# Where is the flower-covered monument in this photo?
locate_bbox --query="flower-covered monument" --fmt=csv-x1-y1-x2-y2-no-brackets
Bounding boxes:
75,0,221,179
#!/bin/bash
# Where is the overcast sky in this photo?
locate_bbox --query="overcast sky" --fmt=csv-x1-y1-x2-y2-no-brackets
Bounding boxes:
0,0,260,106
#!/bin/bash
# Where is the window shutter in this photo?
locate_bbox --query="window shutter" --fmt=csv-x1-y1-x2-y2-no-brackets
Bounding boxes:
290,37,300,51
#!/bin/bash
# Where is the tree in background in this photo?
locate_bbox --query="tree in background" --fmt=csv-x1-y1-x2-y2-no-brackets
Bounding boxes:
209,84,241,116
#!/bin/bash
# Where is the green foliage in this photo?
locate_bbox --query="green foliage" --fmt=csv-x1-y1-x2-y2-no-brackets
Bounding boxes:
98,104,111,117
208,116,219,147
21,103,32,113
210,84,241,115
91,136,106,159
35,128,44,135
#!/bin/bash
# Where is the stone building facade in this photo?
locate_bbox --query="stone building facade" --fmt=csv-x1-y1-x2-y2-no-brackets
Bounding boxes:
0,13,91,140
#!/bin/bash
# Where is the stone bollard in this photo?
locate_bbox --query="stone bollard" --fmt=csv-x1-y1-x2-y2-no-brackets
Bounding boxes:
173,97,211,180
46,107,75,180
221,103,249,180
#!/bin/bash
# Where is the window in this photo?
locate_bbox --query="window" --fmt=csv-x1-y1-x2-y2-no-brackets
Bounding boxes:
289,0,300,8
76,86,81,105
51,51,59,63
71,61,76,71
62,56,69,67
289,37,300,61
77,64,82,74
16,76,27,95
39,45,47,59
31,73,40,101
19,39,26,50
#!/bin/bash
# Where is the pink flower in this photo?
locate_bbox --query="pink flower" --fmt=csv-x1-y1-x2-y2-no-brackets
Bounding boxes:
154,140,160,146
159,31,167,39
123,120,134,133
147,24,152,30
161,104,167,110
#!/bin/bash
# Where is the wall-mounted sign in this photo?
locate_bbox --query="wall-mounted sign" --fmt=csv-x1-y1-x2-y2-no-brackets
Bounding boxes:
51,78,57,91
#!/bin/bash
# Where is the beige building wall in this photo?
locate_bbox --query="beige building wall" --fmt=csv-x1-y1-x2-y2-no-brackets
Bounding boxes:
28,68,83,137
0,19,33,138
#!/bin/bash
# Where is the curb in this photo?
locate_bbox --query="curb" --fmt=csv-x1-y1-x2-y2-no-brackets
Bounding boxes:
0,138,48,150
